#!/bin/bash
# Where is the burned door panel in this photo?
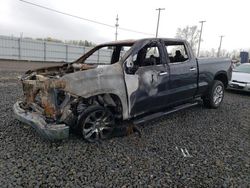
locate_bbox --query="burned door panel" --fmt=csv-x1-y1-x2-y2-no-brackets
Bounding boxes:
124,40,170,117
129,65,169,116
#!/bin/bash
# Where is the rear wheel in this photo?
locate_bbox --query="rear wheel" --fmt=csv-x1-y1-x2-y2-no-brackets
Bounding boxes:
203,80,225,108
78,105,114,142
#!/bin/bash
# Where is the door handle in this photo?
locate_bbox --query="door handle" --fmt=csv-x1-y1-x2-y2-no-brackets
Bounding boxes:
158,71,168,76
190,67,196,71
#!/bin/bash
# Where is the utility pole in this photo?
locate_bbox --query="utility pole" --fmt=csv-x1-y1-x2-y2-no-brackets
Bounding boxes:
115,14,119,41
155,8,165,38
197,20,206,57
217,35,224,57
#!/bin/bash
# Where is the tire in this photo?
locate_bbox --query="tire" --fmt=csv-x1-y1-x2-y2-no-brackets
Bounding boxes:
77,105,115,142
203,80,225,109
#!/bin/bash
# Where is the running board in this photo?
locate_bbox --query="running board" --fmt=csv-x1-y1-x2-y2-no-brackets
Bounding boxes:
133,102,199,125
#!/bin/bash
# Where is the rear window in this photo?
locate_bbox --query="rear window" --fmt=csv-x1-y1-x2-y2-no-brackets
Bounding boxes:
165,42,189,63
234,64,250,73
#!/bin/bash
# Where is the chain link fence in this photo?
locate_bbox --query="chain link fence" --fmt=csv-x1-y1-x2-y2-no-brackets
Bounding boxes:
0,35,112,63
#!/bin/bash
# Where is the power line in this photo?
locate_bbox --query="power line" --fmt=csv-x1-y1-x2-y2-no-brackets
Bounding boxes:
119,27,154,36
19,0,114,28
19,0,154,36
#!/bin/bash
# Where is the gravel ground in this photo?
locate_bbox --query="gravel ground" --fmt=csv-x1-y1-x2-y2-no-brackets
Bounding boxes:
0,67,249,187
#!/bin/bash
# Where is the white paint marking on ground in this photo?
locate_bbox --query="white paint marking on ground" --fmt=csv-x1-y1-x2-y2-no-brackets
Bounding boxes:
180,148,192,157
180,148,187,157
184,148,192,157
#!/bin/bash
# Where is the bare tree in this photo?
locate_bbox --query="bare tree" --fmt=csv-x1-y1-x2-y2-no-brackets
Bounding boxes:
230,50,240,59
176,25,200,53
198,48,242,59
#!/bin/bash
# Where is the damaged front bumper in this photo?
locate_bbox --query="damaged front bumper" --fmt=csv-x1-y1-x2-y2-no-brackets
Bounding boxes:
13,101,69,141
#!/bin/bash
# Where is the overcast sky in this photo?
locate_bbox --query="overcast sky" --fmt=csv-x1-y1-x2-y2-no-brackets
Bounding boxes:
0,0,249,51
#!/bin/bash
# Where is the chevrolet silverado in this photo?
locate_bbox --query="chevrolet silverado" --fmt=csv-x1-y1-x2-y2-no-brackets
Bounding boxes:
13,38,232,142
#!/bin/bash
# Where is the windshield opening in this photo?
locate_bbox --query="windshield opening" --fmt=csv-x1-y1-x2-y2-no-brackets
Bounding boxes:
82,45,132,65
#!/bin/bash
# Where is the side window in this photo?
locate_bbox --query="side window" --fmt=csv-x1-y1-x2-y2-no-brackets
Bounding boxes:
136,44,161,67
165,43,189,63
125,43,161,75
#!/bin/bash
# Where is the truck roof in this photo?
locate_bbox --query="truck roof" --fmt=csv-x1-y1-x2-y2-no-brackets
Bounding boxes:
99,38,187,47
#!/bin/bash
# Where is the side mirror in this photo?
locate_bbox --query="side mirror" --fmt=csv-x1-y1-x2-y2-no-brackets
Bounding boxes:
125,55,138,74
125,55,136,68
126,60,134,68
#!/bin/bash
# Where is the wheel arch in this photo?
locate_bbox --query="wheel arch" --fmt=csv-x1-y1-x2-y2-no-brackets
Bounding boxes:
83,93,127,120
214,71,228,88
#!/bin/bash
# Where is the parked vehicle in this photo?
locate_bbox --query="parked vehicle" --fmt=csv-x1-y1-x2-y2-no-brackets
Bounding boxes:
13,38,232,142
231,59,241,69
228,63,250,92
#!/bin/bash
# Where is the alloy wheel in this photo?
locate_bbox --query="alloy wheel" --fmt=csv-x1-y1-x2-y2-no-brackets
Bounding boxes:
82,109,114,142
213,85,224,105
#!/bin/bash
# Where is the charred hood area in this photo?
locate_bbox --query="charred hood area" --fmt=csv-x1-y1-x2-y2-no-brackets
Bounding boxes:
22,63,97,80
19,63,99,123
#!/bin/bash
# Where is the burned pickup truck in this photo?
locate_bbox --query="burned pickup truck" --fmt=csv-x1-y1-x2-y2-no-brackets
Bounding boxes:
13,38,232,142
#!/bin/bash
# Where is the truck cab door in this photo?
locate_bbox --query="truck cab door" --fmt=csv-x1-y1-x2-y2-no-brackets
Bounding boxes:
164,41,198,105
124,41,170,117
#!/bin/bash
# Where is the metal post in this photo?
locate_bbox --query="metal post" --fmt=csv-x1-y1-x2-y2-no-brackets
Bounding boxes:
66,45,68,62
18,32,23,60
44,41,46,62
217,35,224,57
155,8,165,38
18,38,21,60
97,50,100,63
197,20,206,57
115,15,119,41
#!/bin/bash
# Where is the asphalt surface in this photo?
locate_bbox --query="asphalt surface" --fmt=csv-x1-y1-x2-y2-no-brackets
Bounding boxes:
0,64,249,187
0,59,62,72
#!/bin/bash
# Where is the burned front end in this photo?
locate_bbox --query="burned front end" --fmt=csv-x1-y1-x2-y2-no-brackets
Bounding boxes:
13,40,136,141
13,64,97,140
13,61,127,141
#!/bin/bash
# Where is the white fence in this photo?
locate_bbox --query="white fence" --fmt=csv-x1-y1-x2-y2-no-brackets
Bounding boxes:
0,35,112,63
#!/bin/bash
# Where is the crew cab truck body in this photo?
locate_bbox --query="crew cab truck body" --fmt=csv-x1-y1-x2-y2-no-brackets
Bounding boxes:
13,38,232,142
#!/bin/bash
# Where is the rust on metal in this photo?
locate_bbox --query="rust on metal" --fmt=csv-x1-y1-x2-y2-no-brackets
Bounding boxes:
80,63,96,70
41,95,56,119
22,80,39,104
22,77,66,118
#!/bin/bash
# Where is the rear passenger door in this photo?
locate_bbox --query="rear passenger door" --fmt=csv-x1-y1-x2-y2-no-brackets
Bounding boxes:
164,41,198,105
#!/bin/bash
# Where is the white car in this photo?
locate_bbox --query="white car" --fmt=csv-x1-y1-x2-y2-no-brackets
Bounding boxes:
228,63,250,92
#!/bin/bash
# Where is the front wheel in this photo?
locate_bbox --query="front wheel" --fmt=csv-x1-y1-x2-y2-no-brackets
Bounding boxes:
78,105,115,142
203,80,225,109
